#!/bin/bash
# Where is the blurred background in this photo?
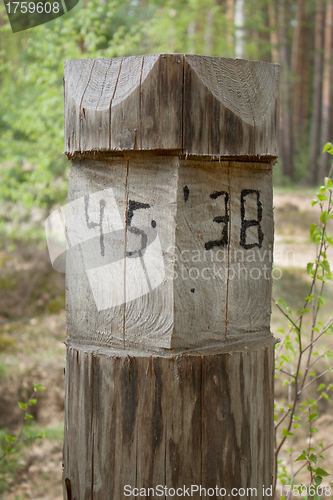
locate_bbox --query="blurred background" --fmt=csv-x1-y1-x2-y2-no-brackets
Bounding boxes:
0,0,333,498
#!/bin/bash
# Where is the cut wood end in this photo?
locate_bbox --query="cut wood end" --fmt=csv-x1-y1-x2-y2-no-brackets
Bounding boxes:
64,53,280,157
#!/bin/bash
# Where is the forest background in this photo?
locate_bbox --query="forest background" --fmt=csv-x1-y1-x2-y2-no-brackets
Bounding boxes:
1,0,333,498
0,0,333,221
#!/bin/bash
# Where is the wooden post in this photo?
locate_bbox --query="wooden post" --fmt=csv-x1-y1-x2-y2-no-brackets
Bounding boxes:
63,54,280,500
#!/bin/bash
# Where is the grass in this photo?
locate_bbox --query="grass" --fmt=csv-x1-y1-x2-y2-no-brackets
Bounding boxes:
0,421,64,496
0,185,331,498
273,185,322,198
272,266,333,338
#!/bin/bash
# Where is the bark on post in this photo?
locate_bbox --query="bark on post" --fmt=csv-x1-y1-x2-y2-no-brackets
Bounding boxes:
62,54,280,500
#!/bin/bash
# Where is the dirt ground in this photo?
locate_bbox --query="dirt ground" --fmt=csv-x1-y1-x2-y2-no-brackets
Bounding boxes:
0,188,332,499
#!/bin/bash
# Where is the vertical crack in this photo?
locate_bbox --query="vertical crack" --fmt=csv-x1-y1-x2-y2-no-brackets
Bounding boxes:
65,478,73,500
225,163,231,340
123,161,130,348
181,54,185,154
139,56,144,150
90,356,94,500
200,356,203,489
164,410,167,500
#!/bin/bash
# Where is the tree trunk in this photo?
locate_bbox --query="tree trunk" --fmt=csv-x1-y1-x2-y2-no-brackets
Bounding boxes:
188,19,196,54
226,0,235,52
278,0,293,177
309,1,324,185
319,0,333,181
268,0,279,64
234,0,245,58
204,8,214,54
291,0,308,148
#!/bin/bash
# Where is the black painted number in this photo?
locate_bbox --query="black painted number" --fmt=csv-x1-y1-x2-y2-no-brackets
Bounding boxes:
205,191,229,250
240,189,264,249
126,200,156,258
183,186,264,250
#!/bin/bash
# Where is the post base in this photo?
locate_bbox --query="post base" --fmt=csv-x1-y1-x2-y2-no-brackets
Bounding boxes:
63,338,275,500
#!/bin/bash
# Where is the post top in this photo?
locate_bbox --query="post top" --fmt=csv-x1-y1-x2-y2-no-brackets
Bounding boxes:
64,53,280,159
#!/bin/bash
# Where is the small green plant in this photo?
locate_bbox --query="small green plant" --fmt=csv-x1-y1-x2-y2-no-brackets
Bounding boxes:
273,145,333,499
0,383,46,493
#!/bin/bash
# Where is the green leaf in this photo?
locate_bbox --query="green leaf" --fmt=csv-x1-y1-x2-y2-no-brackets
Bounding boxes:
6,444,11,453
308,413,318,421
307,262,314,275
314,467,329,477
33,383,45,391
318,295,326,306
323,142,333,153
317,383,326,391
282,428,294,437
5,434,17,443
18,402,27,410
312,199,318,207
295,451,307,462
321,260,331,273
29,398,37,406
277,298,288,311
321,391,330,401
314,475,323,486
320,210,329,223
24,413,34,419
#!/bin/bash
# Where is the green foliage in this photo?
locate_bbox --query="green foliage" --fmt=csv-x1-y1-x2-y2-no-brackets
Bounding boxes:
0,0,154,210
0,383,46,494
0,0,300,216
274,165,333,498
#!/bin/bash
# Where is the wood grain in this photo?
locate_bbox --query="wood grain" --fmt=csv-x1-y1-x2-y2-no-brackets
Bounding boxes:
65,156,274,351
64,54,280,158
63,338,275,499
63,54,279,500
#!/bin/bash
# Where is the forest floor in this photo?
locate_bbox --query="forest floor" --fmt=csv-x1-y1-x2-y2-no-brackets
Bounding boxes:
0,186,332,499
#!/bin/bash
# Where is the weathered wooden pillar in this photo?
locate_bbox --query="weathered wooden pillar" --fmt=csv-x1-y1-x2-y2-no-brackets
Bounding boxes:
63,54,280,500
